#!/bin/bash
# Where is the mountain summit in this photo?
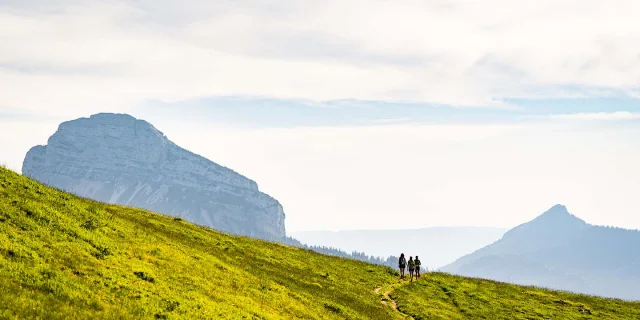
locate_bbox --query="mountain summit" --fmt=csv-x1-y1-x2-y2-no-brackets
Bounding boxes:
499,204,588,249
532,204,586,225
22,113,286,241
441,205,640,300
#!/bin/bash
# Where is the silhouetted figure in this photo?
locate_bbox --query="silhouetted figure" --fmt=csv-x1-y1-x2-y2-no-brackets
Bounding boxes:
408,256,416,282
415,256,422,279
398,253,407,279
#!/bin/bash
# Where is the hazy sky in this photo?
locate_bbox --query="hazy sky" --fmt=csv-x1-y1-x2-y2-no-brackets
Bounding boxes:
1,0,639,232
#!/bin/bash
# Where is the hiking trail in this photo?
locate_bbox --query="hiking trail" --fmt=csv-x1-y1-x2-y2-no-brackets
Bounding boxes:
375,280,414,319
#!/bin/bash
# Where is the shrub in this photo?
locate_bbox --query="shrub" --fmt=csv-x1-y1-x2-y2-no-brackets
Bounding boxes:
82,218,101,231
134,271,155,283
93,246,111,259
324,303,342,314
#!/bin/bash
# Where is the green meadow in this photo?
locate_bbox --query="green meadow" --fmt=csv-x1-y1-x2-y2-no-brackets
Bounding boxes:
393,272,640,319
1,166,639,319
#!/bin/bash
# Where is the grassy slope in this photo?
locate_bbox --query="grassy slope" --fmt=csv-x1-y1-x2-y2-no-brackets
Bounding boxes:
1,166,639,319
0,167,397,319
393,273,640,320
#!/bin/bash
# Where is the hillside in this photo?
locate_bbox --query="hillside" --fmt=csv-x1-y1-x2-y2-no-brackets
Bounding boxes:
2,166,640,319
393,273,640,319
441,205,640,300
0,166,396,319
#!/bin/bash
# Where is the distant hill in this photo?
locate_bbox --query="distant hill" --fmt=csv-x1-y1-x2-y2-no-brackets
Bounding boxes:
291,227,506,269
2,167,640,319
22,113,286,241
441,205,640,300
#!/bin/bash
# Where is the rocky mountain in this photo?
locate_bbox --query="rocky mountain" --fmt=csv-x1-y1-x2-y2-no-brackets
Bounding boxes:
440,205,640,300
22,113,286,241
291,227,507,269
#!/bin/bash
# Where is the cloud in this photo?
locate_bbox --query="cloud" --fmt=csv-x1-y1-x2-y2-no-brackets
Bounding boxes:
366,118,412,124
549,111,640,121
1,0,640,116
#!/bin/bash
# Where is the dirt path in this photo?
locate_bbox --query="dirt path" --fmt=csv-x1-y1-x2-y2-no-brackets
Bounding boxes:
375,283,412,319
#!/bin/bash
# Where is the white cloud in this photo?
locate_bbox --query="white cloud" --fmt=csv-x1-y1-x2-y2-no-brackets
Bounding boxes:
1,0,640,116
550,111,640,121
366,118,412,124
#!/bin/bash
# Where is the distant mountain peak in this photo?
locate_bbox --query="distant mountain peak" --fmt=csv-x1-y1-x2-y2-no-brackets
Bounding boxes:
440,203,640,301
539,204,570,219
83,113,162,135
533,204,586,225
90,112,136,120
548,204,568,212
23,113,286,241
496,204,587,244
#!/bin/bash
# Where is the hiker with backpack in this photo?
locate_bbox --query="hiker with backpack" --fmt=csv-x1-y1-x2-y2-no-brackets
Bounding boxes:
408,256,416,282
415,256,422,279
398,253,407,279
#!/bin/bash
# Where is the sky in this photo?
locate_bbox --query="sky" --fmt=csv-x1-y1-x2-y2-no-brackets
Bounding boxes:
1,0,639,232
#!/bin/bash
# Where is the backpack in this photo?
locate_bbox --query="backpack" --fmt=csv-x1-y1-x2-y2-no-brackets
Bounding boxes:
415,259,421,266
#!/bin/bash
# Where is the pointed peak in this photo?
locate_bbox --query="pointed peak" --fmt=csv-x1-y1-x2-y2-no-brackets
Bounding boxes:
533,204,586,225
544,204,569,214
501,204,588,242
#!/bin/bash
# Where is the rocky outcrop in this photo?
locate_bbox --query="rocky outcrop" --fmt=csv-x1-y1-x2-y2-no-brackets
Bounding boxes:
22,113,286,241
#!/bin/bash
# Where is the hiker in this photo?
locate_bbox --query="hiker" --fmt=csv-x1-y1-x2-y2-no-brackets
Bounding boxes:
415,255,422,279
398,253,407,279
408,256,416,282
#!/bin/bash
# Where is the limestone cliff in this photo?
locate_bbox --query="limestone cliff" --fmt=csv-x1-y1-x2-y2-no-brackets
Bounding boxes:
23,113,286,241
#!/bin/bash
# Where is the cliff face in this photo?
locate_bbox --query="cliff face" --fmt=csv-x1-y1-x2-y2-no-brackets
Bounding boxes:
23,113,286,241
